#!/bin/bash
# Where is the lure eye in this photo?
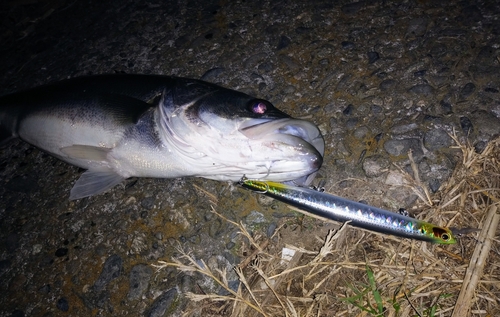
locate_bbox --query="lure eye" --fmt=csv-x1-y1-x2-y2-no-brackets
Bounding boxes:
432,227,451,241
250,100,267,114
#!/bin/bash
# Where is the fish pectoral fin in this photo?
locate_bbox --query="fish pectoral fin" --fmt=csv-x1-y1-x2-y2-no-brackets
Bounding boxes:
61,145,111,161
69,168,125,200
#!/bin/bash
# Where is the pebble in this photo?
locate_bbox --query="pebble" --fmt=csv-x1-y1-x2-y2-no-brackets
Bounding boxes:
385,187,418,210
379,79,397,91
367,51,380,64
459,116,473,135
341,41,355,49
470,110,500,137
55,248,68,257
93,254,123,292
315,44,334,59
390,123,418,134
408,84,434,96
423,159,454,184
141,197,155,210
353,126,370,139
56,297,69,312
154,232,163,240
146,288,178,317
428,179,441,193
492,104,500,119
208,218,222,238
224,247,240,265
484,87,499,93
219,280,240,296
279,55,300,71
245,210,266,226
257,194,274,207
345,118,358,130
362,155,390,178
267,223,277,237
371,105,383,115
244,52,268,69
371,96,384,107
459,83,476,99
474,141,487,154
276,35,291,50
258,61,274,73
423,129,453,151
318,58,329,65
440,100,453,114
406,17,428,37
413,70,426,77
128,264,153,300
200,67,225,81
385,170,408,187
39,284,51,294
342,104,354,116
384,139,421,157
295,26,311,34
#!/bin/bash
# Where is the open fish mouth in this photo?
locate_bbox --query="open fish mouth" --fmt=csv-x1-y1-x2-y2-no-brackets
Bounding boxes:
240,118,324,155
239,118,324,185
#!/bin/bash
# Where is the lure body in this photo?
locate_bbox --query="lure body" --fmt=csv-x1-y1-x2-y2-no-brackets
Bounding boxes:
240,179,456,244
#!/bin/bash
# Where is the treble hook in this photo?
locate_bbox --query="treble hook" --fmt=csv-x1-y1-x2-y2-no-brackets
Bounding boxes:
238,175,269,194
257,181,270,194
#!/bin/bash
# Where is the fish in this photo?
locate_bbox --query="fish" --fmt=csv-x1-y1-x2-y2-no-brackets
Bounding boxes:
239,178,456,244
0,74,324,200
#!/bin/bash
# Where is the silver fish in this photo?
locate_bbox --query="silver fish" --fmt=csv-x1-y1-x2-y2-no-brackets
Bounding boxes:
0,74,324,200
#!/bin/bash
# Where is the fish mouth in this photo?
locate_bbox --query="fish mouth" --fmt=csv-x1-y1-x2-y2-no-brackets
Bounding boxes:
239,118,324,185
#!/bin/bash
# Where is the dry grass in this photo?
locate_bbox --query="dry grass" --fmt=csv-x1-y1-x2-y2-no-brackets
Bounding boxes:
154,135,500,316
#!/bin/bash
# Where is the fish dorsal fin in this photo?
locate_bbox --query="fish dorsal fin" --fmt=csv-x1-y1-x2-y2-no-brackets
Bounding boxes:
60,145,111,161
69,167,125,200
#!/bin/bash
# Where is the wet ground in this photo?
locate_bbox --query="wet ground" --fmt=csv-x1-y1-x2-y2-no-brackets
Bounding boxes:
0,0,499,316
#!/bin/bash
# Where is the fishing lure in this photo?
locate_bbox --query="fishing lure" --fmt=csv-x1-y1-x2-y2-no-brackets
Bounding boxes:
239,178,456,244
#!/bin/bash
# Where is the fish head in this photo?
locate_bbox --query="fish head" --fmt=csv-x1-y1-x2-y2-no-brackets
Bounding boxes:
158,84,324,185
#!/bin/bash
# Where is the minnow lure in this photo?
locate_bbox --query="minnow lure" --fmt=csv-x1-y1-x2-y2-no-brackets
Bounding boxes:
239,178,456,244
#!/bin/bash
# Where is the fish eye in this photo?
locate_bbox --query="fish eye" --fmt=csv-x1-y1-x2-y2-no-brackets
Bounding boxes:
250,100,268,114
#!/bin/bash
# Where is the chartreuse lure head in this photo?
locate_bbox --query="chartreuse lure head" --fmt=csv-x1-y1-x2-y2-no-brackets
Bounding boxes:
415,222,456,244
239,177,286,193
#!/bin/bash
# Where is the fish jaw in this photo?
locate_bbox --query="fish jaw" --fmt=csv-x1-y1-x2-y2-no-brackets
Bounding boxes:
156,104,324,183
237,118,324,183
